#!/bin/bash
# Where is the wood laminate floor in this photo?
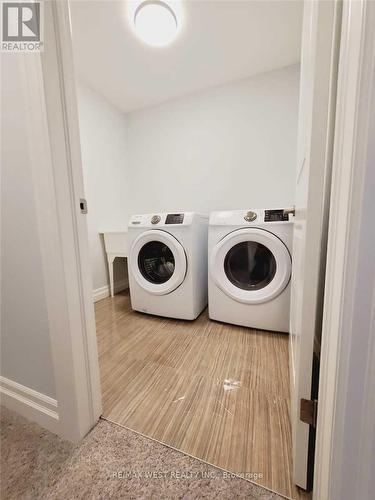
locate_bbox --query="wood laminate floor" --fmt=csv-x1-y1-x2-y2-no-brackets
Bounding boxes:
95,291,309,499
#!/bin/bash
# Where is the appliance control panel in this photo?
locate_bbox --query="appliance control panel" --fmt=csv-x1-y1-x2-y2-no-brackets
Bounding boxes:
264,209,289,222
165,213,184,224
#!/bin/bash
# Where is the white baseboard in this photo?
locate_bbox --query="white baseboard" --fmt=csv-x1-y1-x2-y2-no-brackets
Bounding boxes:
0,376,60,434
93,279,129,303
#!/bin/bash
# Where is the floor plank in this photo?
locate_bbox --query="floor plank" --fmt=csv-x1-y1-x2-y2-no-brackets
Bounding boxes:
95,291,310,499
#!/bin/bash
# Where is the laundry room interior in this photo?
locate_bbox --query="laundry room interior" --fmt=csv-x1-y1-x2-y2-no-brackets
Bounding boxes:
69,1,307,498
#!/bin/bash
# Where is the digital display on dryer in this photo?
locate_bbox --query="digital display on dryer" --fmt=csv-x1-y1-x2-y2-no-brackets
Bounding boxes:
166,213,184,224
264,209,289,222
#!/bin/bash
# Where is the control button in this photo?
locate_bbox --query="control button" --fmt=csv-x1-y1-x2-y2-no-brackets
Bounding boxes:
151,215,161,225
244,211,257,222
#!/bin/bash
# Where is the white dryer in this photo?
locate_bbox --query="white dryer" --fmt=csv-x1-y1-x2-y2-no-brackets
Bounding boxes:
208,209,293,333
128,212,208,320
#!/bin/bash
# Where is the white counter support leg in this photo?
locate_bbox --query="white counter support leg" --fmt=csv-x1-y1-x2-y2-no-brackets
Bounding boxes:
108,255,115,298
101,232,128,299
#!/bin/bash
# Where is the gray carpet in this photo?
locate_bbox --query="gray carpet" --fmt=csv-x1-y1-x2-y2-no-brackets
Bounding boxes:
0,406,284,499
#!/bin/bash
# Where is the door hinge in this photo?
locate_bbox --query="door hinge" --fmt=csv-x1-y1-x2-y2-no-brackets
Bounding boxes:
300,398,318,428
80,198,88,214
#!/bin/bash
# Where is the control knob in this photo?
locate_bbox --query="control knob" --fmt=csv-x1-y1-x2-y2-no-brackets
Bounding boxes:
151,215,161,225
244,211,257,222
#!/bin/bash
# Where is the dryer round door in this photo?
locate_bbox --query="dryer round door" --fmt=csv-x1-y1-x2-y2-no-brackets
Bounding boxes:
210,228,291,304
130,230,187,295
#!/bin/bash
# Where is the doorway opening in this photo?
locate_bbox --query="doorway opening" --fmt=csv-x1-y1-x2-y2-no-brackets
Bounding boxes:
68,1,316,498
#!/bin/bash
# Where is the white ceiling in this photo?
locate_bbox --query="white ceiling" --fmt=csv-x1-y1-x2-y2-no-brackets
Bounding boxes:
70,1,303,113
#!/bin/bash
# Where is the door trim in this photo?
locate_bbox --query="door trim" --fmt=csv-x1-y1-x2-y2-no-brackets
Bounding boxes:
314,1,375,498
34,0,102,441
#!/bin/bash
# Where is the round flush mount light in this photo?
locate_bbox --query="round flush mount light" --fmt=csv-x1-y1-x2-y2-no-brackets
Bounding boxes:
133,1,179,47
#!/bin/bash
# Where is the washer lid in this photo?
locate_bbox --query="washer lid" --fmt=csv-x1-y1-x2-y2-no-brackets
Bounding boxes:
210,228,291,304
130,230,187,295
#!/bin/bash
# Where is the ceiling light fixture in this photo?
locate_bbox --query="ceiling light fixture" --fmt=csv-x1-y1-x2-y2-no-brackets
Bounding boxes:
133,0,179,47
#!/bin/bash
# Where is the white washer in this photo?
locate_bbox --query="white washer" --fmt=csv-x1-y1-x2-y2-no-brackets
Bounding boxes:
208,209,293,333
128,212,208,320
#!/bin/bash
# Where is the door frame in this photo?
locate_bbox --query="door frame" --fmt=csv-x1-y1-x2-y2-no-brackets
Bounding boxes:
27,0,102,441
40,0,375,494
313,1,375,498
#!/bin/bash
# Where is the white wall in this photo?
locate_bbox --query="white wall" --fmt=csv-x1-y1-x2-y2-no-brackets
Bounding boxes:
77,65,299,293
126,65,299,215
1,55,56,398
76,81,129,291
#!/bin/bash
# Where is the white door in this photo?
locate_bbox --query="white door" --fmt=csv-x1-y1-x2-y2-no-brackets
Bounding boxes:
290,0,342,490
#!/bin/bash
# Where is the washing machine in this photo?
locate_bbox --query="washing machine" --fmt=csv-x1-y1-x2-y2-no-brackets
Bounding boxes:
208,208,293,333
128,212,208,320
